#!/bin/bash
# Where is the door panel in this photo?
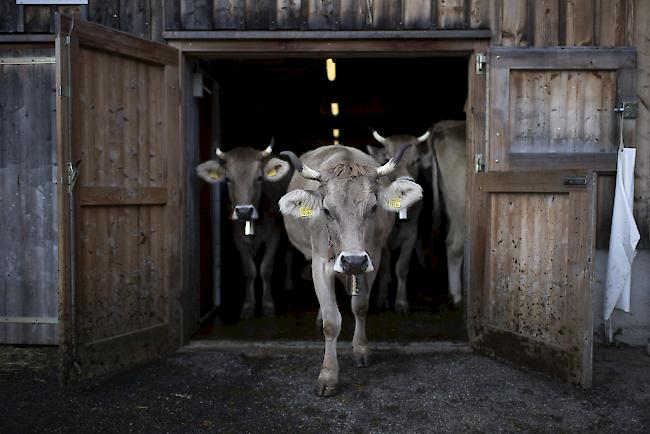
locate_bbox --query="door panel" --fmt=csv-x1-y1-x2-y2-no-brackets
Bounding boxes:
56,15,182,383
469,171,596,388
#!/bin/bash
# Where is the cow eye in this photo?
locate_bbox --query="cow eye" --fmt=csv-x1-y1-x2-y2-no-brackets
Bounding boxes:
256,175,263,182
370,204,378,215
225,176,231,183
323,208,333,220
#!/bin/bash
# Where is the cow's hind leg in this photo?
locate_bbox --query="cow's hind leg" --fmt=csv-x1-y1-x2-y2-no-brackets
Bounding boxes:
446,223,463,306
312,259,339,397
395,233,417,315
376,246,392,310
234,237,257,319
260,229,281,317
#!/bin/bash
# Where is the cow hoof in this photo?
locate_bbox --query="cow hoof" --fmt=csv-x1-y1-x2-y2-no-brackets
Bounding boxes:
263,303,276,317
353,352,370,368
315,379,337,397
376,296,390,310
239,304,254,320
395,302,410,315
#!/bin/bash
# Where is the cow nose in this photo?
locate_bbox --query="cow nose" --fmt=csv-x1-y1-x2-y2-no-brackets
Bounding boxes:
333,251,374,274
234,205,255,220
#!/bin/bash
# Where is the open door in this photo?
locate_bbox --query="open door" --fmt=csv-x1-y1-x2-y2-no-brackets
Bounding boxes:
468,48,636,388
55,15,182,383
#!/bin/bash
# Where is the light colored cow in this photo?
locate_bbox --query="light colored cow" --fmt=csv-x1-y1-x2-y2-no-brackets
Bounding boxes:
429,120,467,305
196,141,291,319
279,145,423,396
367,129,433,314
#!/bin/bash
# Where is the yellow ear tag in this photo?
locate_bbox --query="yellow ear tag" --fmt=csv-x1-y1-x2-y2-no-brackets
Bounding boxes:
388,198,401,209
267,167,277,178
299,206,313,217
209,170,220,180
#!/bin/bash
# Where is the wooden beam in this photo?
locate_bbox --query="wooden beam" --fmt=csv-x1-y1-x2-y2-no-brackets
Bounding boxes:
489,47,636,70
162,29,492,40
78,187,168,206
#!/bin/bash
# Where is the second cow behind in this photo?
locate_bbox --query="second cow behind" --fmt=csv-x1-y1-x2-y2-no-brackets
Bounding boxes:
196,139,291,319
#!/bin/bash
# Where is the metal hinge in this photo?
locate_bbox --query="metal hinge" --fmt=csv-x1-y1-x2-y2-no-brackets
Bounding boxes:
476,53,487,74
60,160,81,194
65,34,71,45
475,153,485,173
563,176,587,186
614,101,638,119
57,85,70,97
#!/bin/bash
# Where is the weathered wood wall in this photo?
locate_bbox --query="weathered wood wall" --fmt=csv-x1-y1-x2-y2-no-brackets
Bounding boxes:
0,46,58,345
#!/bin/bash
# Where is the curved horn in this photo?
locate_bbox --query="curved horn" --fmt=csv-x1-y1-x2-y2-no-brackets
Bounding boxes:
376,143,412,177
280,151,321,181
262,136,274,157
215,147,226,160
371,128,388,145
416,130,431,143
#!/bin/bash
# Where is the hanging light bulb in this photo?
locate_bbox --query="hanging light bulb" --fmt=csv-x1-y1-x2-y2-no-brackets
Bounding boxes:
331,102,339,117
333,128,340,138
326,58,336,81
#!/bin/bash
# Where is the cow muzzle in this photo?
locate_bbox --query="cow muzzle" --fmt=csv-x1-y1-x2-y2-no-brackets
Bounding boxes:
333,251,374,274
232,204,259,221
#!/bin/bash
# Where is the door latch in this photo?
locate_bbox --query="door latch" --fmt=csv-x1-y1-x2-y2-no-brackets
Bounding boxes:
614,102,638,119
475,153,485,173
61,160,81,194
475,53,487,75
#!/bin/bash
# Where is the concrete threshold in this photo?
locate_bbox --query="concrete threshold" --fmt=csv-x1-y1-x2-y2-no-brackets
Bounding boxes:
183,339,472,354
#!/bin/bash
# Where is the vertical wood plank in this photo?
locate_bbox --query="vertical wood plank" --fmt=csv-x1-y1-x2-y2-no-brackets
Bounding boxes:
24,6,54,33
88,0,121,29
370,0,400,29
277,0,303,29
633,0,649,247
500,0,528,46
438,0,466,29
307,0,336,29
0,2,20,32
565,0,594,46
150,0,164,40
599,0,627,47
245,0,273,29
469,0,490,28
164,0,181,31
402,0,432,29
213,0,245,29
533,0,560,47
180,0,213,30
119,0,149,38
338,0,367,29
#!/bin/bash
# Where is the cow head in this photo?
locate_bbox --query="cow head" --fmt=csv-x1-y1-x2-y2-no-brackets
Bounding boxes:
196,139,290,232
279,146,422,276
366,129,432,181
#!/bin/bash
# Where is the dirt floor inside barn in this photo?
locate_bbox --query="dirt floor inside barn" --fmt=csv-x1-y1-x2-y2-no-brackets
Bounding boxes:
1,338,649,433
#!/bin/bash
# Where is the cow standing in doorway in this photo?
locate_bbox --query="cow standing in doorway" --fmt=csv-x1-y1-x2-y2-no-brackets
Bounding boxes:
367,129,433,314
279,145,423,396
196,140,291,319
429,120,467,306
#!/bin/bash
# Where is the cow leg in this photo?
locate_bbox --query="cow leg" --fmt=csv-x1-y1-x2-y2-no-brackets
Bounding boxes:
234,237,257,319
312,258,339,397
376,246,391,310
395,233,417,315
260,230,280,317
352,270,377,368
446,224,463,306
284,249,294,291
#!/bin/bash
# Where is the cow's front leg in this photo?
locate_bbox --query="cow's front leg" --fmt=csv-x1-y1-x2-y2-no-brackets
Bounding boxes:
260,229,281,317
312,258,339,397
352,270,376,367
395,232,417,315
234,236,257,319
446,222,464,307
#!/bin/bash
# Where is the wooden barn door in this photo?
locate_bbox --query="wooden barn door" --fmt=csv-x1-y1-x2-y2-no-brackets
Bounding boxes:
55,15,182,382
468,48,636,388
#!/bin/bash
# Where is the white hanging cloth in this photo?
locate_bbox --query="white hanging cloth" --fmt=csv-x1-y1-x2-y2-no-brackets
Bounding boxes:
603,138,640,320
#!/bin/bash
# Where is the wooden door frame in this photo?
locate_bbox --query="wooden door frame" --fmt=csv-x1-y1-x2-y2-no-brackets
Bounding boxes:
168,35,489,336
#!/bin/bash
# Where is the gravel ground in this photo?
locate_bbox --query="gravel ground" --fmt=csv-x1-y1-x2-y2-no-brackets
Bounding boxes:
0,341,649,433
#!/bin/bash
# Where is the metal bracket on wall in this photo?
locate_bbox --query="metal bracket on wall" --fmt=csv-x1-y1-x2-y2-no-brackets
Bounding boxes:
475,153,485,173
1,316,59,325
475,53,487,74
614,101,638,119
61,160,81,194
0,57,55,65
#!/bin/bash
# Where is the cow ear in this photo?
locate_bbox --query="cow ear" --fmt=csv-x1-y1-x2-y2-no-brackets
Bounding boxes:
196,160,226,184
379,178,423,212
279,189,322,218
263,157,291,182
366,145,387,163
417,140,433,168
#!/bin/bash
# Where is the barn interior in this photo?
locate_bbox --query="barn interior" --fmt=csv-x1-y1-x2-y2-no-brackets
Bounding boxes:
193,56,469,342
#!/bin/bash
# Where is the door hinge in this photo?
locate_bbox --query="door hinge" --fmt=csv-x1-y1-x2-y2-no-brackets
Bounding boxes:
563,176,587,186
60,160,81,194
57,85,70,97
476,53,487,75
614,101,638,119
475,153,485,173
